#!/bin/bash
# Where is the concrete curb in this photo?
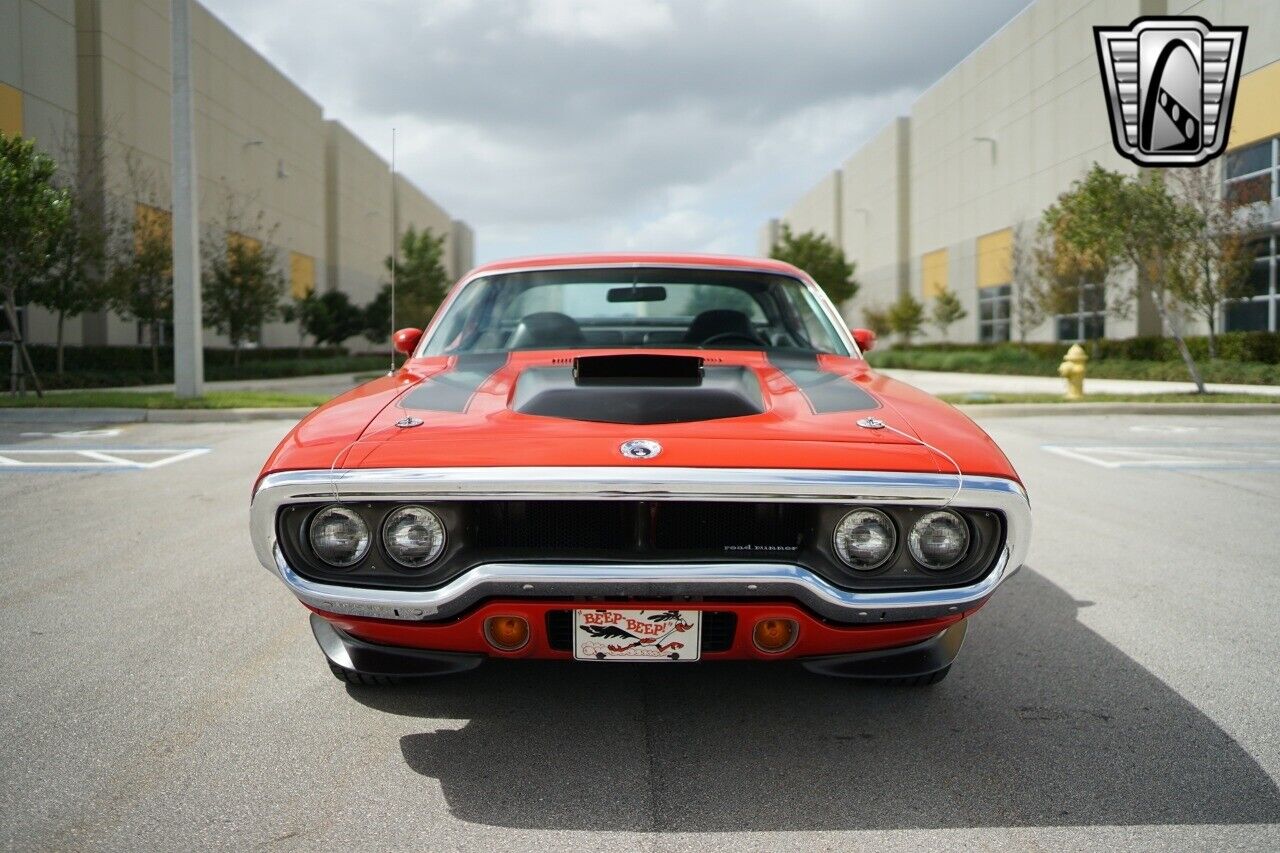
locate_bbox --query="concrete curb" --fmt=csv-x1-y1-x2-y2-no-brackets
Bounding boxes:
956,402,1280,417
0,407,313,424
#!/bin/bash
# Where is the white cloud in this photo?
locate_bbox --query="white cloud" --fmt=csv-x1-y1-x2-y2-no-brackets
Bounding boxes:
202,0,1031,263
525,0,674,44
603,209,735,253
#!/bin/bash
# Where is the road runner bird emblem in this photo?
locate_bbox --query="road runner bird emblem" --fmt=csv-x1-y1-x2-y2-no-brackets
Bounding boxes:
1094,17,1246,167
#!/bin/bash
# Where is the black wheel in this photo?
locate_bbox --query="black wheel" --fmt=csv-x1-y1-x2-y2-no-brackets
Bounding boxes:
870,665,951,687
327,660,399,686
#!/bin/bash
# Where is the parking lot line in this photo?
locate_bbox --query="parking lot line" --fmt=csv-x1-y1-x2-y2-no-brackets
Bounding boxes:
1043,444,1280,470
0,447,211,471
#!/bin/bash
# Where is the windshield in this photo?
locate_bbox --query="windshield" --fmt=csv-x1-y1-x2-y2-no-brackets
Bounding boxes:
421,267,851,356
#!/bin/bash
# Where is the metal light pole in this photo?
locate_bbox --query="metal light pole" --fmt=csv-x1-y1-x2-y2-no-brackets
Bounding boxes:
170,0,203,397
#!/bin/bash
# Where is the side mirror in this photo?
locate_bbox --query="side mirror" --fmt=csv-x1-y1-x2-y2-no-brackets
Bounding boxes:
852,328,876,354
393,327,423,355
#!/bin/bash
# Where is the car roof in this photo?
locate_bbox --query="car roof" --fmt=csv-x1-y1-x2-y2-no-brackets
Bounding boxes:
464,253,809,280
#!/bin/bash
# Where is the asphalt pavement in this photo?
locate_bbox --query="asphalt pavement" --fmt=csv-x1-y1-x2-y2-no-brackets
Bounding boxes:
1,413,1278,851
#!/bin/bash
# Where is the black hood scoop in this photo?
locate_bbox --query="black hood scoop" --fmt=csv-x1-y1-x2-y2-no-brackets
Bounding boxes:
512,354,765,425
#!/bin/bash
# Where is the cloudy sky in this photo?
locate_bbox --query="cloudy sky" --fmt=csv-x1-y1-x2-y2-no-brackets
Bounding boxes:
201,0,1030,264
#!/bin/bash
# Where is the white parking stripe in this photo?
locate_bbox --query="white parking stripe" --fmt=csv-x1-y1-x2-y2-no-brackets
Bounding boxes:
1043,444,1280,469
0,448,211,470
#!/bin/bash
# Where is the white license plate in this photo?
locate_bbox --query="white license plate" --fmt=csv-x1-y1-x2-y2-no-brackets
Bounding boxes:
572,609,701,661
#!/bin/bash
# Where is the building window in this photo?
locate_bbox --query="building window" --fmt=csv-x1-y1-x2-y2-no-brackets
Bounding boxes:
1226,235,1278,332
1055,283,1106,341
1223,137,1278,206
978,285,1011,342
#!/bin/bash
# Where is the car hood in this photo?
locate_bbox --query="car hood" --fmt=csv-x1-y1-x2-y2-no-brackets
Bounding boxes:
256,350,1016,480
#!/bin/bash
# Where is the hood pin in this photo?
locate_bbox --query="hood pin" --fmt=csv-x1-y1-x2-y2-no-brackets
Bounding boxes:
395,416,424,429
856,417,886,430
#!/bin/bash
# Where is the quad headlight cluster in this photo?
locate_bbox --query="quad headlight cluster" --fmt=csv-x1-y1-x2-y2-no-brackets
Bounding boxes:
832,507,972,572
307,503,446,569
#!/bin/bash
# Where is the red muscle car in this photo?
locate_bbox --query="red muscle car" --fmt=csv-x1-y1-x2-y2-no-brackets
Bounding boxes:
251,254,1030,686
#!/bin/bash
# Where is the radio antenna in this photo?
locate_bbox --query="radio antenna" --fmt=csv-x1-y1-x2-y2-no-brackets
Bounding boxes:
389,127,397,375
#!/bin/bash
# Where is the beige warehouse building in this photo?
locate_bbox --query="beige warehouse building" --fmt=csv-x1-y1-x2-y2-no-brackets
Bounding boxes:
1,0,473,350
766,0,1280,344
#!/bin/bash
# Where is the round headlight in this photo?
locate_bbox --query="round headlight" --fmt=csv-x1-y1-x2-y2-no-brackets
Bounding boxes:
908,510,970,570
308,505,370,567
832,508,897,571
382,505,446,568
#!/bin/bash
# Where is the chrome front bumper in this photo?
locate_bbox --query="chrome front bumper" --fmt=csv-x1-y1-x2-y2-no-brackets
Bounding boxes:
251,466,1032,624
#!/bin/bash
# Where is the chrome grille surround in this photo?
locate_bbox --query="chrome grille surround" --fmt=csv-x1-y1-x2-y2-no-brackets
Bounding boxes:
251,466,1031,624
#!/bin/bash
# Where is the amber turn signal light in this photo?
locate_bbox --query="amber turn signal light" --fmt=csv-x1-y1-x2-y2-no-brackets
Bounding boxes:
752,618,798,653
484,615,530,651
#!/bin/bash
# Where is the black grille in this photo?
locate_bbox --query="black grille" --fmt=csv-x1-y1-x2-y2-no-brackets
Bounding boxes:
546,610,737,653
653,502,804,551
472,501,635,550
469,500,807,555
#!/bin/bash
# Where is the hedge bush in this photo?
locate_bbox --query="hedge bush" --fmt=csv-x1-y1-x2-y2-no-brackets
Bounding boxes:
883,331,1280,364
13,345,392,390
24,344,351,373
866,333,1280,386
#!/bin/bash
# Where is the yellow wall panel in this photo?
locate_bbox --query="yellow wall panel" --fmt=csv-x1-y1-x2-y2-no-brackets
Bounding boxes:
135,204,172,247
921,248,948,299
0,83,23,137
227,232,263,254
1228,60,1280,150
134,204,173,276
290,252,315,299
976,228,1012,288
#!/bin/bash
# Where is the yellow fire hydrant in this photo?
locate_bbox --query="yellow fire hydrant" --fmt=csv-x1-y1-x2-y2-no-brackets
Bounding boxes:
1058,343,1088,401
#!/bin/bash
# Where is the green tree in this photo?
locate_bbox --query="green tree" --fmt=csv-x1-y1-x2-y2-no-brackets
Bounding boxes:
860,304,893,338
31,177,110,374
281,291,318,355
362,285,393,344
1044,165,1206,392
769,224,859,306
0,133,70,390
1010,222,1049,344
1167,164,1263,359
929,287,967,340
1038,167,1129,324
887,292,925,345
307,289,366,347
105,206,174,373
203,227,285,366
366,226,450,342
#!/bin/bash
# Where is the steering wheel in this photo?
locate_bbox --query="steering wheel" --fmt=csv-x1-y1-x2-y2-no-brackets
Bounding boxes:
699,331,764,348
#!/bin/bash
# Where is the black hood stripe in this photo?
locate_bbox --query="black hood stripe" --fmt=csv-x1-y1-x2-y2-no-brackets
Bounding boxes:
769,353,879,415
399,352,509,413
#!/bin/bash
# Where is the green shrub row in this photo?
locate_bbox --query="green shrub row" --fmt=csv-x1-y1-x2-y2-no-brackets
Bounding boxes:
23,344,353,374
866,346,1280,386
887,331,1280,364
17,349,393,390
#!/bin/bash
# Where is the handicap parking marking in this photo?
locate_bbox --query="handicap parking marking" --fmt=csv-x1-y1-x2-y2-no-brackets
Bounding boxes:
1042,444,1280,470
0,447,210,471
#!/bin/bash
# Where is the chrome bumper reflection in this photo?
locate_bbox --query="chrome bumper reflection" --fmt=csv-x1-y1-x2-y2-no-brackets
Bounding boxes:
250,466,1031,624
271,543,1019,624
